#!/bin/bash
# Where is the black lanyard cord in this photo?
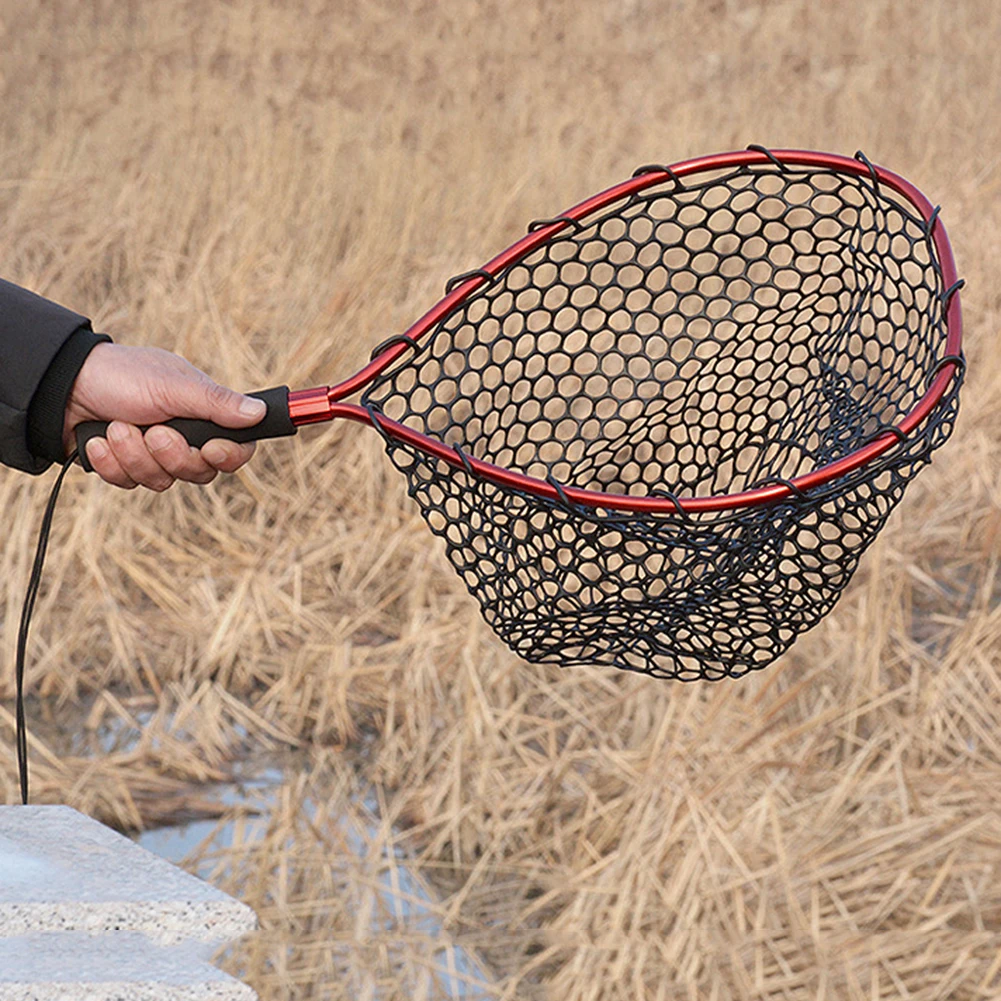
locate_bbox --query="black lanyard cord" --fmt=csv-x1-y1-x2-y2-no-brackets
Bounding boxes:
16,451,77,805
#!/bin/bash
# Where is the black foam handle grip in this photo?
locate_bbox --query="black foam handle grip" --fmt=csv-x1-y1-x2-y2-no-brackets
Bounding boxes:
75,385,297,472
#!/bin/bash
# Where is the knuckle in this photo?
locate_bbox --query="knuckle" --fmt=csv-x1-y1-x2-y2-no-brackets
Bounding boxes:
145,435,185,467
91,451,133,490
117,457,148,483
148,382,179,416
109,433,141,463
106,473,137,490
184,469,218,486
205,380,233,410
157,446,207,480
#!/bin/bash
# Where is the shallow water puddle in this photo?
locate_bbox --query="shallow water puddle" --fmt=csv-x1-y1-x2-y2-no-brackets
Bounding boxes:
135,758,495,997
27,700,496,995
135,766,283,865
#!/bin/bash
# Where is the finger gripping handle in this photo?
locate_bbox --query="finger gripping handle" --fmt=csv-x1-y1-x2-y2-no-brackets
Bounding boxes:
75,385,297,472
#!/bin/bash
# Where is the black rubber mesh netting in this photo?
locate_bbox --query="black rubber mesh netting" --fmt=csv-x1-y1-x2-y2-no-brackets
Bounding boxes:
363,162,962,680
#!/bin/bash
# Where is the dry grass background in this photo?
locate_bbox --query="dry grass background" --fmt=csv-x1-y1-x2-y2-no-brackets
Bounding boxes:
1,0,1000,997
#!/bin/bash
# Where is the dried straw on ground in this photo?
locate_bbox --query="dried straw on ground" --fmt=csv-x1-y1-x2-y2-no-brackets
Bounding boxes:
2,2,1000,998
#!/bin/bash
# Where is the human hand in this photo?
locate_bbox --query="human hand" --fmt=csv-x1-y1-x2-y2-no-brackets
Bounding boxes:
65,343,265,490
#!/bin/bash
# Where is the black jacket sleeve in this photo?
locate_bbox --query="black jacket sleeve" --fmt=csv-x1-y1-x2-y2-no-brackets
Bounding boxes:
0,278,110,474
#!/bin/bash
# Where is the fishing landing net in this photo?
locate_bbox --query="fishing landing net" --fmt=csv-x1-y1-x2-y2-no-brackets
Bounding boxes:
16,148,964,805
361,152,964,680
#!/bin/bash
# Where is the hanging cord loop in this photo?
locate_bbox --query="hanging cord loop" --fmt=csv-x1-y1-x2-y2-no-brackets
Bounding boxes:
15,451,78,805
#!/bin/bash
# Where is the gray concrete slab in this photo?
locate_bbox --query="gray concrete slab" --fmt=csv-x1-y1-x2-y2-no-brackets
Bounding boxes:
0,806,259,1000
0,931,256,999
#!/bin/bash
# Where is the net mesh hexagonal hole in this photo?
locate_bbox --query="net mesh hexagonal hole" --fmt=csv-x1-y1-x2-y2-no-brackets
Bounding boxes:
363,161,963,680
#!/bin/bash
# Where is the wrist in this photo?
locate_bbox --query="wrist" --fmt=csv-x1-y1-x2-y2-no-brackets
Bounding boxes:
28,329,113,462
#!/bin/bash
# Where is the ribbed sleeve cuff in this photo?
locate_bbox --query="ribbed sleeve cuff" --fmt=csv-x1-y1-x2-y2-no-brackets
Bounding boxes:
27,328,113,463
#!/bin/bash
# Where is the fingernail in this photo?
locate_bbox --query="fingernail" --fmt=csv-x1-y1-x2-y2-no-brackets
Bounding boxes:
239,396,267,419
202,440,233,465
107,422,129,443
146,427,172,452
88,439,108,460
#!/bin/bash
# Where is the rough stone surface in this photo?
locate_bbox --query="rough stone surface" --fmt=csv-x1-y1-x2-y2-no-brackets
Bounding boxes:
0,806,258,1000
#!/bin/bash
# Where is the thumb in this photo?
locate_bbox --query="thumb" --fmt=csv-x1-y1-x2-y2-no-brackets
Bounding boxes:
198,380,268,428
160,374,268,429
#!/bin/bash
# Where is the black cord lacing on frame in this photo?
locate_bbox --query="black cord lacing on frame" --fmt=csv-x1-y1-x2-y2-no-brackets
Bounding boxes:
14,450,77,804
